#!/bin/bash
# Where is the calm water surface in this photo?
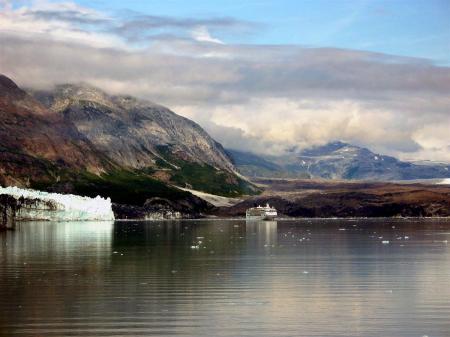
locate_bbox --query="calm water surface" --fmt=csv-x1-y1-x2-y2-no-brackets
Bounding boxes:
1,219,450,337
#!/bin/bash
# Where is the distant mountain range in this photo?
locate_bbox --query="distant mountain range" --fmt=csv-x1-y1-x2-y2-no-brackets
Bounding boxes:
227,141,450,181
0,74,257,214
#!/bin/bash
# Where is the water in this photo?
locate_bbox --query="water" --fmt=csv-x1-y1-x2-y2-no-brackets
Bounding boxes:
1,219,450,337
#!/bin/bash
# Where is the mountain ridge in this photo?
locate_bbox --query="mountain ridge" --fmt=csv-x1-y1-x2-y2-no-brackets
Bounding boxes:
31,83,235,173
0,74,257,214
227,141,450,181
0,75,115,187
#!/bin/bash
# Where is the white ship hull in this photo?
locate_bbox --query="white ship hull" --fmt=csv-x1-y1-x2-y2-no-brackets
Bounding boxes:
246,203,277,221
246,214,277,221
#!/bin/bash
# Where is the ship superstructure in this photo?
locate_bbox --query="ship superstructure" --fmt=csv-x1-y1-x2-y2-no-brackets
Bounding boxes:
246,203,277,220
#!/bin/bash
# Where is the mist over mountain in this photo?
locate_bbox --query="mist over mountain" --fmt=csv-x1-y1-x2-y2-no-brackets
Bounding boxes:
228,141,450,181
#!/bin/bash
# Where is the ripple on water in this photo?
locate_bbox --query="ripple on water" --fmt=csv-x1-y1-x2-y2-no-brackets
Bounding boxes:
1,219,450,337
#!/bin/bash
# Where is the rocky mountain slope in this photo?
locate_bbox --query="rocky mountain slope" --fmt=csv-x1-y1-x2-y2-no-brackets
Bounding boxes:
0,75,112,186
228,141,450,181
31,83,254,197
32,84,234,172
0,74,257,218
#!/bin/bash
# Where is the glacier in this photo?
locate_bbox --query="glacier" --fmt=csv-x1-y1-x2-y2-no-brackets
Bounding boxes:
0,186,114,222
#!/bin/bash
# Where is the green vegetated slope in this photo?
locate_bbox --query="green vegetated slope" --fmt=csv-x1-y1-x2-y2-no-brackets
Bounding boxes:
156,145,258,197
73,170,190,205
27,168,187,206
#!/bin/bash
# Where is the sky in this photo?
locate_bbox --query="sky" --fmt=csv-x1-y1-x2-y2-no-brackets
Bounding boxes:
1,0,450,161
76,0,450,64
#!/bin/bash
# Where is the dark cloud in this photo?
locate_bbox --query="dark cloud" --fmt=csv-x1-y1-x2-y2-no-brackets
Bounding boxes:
112,13,258,42
117,13,252,30
23,9,108,25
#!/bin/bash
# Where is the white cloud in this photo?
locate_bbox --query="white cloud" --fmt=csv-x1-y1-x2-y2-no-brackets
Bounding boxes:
0,0,124,48
1,1,450,162
191,25,224,44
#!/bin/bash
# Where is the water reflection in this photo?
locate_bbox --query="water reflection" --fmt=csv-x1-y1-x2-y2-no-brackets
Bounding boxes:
0,219,450,337
246,220,278,248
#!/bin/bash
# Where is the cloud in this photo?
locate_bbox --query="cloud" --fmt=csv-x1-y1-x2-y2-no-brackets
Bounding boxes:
191,26,224,44
113,12,255,42
0,1,124,48
1,1,450,162
24,9,106,24
0,1,254,45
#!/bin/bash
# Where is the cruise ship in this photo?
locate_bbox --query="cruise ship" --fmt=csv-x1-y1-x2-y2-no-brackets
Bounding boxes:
246,203,277,220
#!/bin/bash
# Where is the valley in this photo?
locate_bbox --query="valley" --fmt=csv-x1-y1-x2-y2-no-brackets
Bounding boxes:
216,178,450,218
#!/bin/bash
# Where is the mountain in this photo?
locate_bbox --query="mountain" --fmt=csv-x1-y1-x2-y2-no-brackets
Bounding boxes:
225,149,309,179
31,83,255,197
227,141,450,181
0,75,112,186
0,75,257,216
32,83,234,172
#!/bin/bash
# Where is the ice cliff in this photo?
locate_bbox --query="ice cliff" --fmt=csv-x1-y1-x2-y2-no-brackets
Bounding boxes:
0,186,114,223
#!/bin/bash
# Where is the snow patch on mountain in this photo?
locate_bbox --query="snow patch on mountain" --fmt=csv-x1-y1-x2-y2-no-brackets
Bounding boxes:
0,186,114,221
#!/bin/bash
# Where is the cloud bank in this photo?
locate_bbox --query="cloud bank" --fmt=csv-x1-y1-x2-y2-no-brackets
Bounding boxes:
1,1,450,161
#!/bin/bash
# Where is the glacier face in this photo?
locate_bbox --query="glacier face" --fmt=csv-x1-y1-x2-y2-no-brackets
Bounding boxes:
0,186,114,221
